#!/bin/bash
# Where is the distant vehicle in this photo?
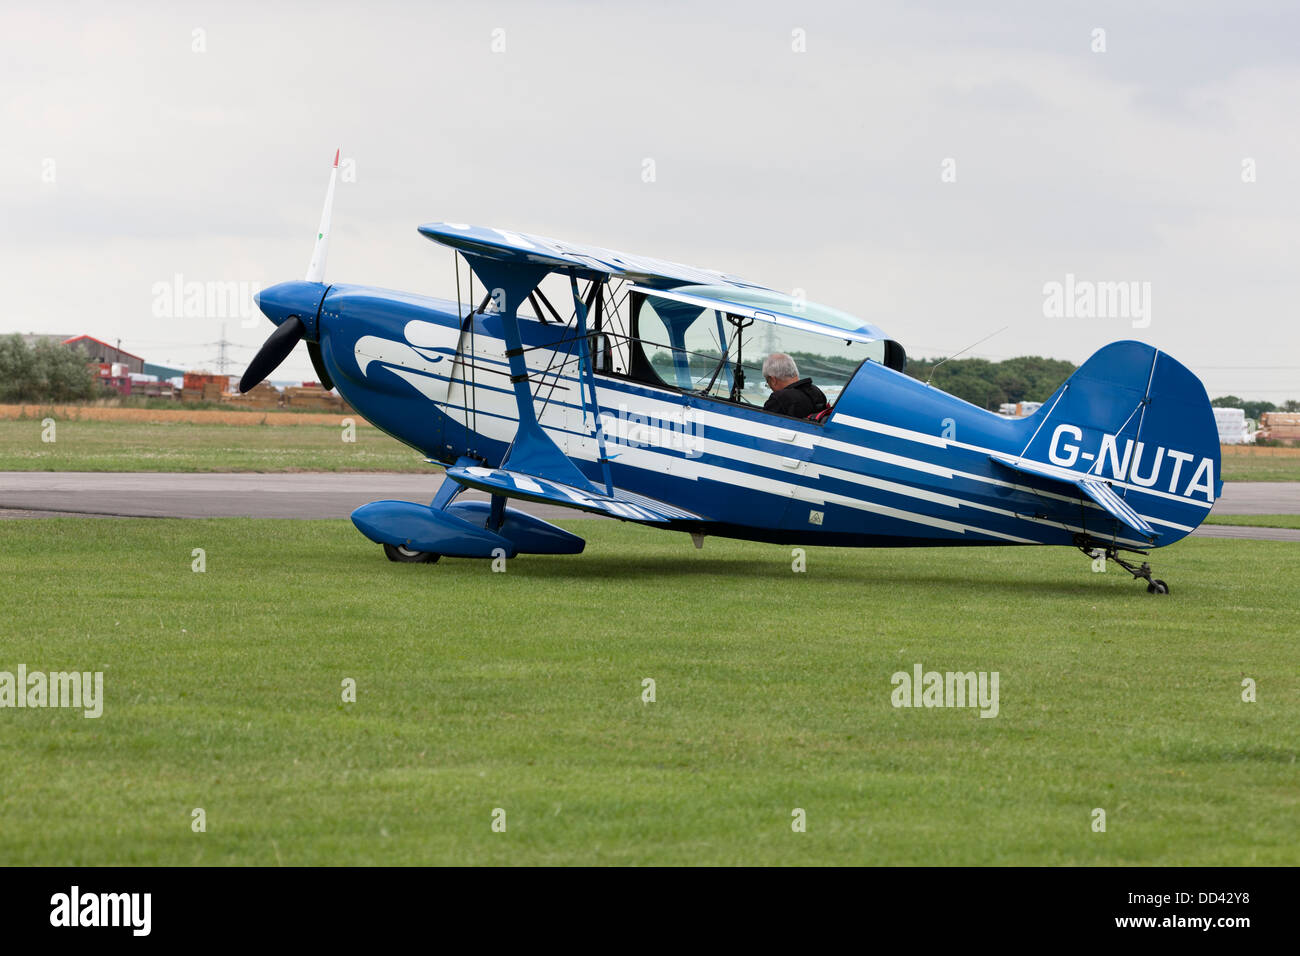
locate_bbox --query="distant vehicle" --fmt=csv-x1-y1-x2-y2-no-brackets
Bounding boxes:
998,401,1043,419
241,153,1223,593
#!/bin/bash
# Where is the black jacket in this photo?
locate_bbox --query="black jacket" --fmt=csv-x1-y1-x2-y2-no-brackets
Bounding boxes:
763,378,828,419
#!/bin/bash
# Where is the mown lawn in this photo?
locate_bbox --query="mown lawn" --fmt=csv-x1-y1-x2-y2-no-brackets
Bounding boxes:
6,416,1299,482
0,519,1295,865
1204,513,1300,530
1219,454,1300,482
0,419,425,473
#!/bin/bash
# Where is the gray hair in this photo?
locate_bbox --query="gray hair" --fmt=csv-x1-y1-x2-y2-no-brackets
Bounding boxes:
763,352,799,381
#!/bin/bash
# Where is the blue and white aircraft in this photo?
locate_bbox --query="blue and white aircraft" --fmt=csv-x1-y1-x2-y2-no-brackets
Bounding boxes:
242,153,1221,592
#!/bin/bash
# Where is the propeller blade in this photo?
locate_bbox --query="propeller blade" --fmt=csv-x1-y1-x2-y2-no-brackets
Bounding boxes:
306,340,335,391
239,315,305,393
305,149,340,282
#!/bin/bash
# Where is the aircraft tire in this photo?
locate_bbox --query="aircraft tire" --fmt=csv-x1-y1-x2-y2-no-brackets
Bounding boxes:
383,544,440,564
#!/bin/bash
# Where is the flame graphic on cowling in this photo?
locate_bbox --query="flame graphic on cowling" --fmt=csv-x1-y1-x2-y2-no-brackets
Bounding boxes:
353,319,460,403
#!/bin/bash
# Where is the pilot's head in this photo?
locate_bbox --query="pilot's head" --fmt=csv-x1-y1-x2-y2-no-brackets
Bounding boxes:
763,352,800,391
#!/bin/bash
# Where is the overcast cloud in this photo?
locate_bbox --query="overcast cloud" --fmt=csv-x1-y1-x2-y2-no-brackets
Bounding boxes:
2,0,1297,398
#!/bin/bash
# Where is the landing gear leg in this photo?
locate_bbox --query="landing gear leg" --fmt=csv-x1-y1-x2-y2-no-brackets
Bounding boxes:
1080,542,1168,594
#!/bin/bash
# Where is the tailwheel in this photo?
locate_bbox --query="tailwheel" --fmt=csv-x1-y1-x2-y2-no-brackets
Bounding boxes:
383,543,440,564
1077,538,1169,595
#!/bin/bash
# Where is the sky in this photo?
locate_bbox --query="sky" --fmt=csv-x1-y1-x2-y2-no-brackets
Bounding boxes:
2,0,1297,400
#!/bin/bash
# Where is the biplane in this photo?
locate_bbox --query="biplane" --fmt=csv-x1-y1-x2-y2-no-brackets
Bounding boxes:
241,152,1221,592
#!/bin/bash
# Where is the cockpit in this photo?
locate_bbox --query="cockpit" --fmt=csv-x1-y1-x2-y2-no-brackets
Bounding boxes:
629,284,906,414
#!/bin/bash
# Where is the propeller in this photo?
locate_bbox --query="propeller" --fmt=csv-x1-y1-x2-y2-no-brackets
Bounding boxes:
306,341,335,390
239,149,340,394
305,148,339,283
240,315,305,392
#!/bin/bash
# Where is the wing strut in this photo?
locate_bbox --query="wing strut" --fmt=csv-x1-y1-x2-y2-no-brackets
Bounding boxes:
569,271,615,497
456,256,598,493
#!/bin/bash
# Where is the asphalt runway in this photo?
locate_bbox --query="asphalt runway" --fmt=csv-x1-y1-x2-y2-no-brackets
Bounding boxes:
0,472,586,522
2,473,1298,540
1191,525,1300,542
1215,481,1300,514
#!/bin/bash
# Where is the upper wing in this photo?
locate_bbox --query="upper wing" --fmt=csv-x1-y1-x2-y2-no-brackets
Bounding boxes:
418,222,769,291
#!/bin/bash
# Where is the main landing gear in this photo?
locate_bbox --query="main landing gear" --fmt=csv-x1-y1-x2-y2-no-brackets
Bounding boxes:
1079,540,1169,594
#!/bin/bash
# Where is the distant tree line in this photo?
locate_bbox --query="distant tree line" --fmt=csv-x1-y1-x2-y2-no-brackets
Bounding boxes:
649,346,1081,408
0,334,100,403
590,344,1297,414
903,355,1078,409
1211,395,1299,420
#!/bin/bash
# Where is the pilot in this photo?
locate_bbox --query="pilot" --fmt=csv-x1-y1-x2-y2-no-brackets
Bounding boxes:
762,352,828,418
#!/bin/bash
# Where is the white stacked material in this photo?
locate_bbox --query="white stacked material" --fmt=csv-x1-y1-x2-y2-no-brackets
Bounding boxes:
1213,407,1248,445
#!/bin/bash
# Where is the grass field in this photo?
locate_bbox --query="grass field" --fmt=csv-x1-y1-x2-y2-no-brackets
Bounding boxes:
4,415,1300,480
0,518,1295,865
1204,514,1300,530
1219,454,1300,482
0,419,425,473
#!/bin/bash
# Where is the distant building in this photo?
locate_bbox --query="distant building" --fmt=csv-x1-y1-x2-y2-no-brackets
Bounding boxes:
144,362,186,381
20,333,146,375
59,335,146,375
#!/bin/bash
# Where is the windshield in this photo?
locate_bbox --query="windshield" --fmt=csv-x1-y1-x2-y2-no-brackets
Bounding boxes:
634,291,903,407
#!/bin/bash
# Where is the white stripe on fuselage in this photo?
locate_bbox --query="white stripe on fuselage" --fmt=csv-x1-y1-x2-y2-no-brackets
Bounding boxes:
833,413,1213,510
441,381,1131,545
357,329,1176,544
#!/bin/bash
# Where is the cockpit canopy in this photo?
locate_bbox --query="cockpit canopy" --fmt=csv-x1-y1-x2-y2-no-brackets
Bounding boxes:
631,285,904,407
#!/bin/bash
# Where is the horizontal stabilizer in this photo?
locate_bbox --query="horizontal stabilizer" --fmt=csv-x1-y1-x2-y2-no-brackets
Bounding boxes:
990,454,1159,542
446,465,699,524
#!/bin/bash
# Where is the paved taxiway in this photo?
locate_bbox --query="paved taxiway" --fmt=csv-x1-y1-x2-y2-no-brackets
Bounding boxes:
0,472,582,521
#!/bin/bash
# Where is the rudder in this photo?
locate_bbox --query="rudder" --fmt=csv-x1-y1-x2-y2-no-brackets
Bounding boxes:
1018,340,1220,545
